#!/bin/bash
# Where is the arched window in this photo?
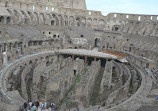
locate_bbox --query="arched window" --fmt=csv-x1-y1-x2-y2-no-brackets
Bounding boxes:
51,20,55,25
6,17,11,24
0,16,5,23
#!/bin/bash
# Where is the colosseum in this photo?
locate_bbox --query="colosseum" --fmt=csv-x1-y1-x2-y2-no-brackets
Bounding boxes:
0,0,158,111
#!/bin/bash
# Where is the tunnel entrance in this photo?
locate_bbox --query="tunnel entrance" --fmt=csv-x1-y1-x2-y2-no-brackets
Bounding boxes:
95,38,101,47
87,57,94,65
100,58,106,67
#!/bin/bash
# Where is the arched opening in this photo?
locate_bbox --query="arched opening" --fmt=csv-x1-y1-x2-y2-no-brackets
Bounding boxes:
0,16,5,23
39,13,45,24
29,61,32,64
51,20,55,25
112,25,120,31
6,17,11,24
52,14,59,26
115,27,119,31
74,70,77,76
69,16,75,26
53,35,56,38
95,38,101,47
87,18,92,27
76,17,80,26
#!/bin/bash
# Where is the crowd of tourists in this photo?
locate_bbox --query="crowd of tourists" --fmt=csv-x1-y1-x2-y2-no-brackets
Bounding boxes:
20,100,57,111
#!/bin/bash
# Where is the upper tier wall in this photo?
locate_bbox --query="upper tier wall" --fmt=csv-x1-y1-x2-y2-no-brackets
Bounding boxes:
1,0,158,21
107,13,158,22
0,0,87,10
0,0,102,17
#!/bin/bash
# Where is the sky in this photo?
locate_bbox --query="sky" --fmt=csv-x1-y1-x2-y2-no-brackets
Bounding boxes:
86,0,158,16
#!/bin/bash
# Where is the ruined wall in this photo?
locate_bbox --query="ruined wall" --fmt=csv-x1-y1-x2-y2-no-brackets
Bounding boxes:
45,58,85,104
74,60,101,107
0,0,86,10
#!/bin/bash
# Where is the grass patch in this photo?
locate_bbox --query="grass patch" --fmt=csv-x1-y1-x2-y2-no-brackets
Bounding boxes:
76,75,81,83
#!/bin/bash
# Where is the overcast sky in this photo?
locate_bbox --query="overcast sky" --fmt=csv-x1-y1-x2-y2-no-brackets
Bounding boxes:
86,0,158,15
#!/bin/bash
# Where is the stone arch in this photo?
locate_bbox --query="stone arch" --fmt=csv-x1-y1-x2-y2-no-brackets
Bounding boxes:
112,25,120,31
81,17,86,27
6,17,11,24
98,19,105,29
64,15,68,26
69,16,75,26
94,38,101,47
76,16,80,26
58,15,64,26
7,9,13,15
51,20,55,25
45,14,52,25
0,16,5,23
29,60,33,65
46,14,51,19
34,12,39,24
87,18,92,27
21,11,30,24
34,58,38,64
7,9,17,24
93,18,97,26
52,14,59,26
45,56,49,60
27,11,35,24
40,57,43,61
13,10,22,24
39,13,45,24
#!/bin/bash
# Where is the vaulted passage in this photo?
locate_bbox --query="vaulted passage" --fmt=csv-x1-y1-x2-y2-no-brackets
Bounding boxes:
95,38,101,47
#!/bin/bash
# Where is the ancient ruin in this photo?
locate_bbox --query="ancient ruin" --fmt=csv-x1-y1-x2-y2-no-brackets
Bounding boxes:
0,0,158,110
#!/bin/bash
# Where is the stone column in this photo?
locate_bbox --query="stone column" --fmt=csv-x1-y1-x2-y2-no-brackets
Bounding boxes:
72,55,74,60
4,43,7,52
85,56,87,63
3,52,7,66
94,57,96,61
0,45,2,53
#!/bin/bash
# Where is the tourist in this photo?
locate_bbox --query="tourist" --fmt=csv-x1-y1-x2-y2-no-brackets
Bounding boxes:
41,103,45,110
29,101,33,108
31,104,37,111
44,102,47,109
24,102,28,110
97,106,100,111
39,101,42,108
36,101,39,109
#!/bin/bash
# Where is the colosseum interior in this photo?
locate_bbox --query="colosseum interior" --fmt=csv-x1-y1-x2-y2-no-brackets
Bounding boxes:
0,0,158,111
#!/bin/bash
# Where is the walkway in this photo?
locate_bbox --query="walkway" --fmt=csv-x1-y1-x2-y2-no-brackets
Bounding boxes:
55,49,128,63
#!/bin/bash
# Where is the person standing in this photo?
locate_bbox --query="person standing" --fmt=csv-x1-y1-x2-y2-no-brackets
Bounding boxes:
32,104,37,111
39,101,42,108
36,101,39,109
24,102,28,110
44,102,47,109
29,100,33,109
41,103,45,110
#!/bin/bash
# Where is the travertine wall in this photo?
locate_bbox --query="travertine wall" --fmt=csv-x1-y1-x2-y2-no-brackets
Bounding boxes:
0,0,87,10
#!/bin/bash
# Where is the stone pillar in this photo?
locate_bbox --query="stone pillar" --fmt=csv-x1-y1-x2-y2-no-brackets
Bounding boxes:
72,55,74,60
4,43,7,52
0,45,2,53
15,42,18,50
3,52,7,66
85,56,87,63
94,57,96,61
89,45,92,50
10,43,13,51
